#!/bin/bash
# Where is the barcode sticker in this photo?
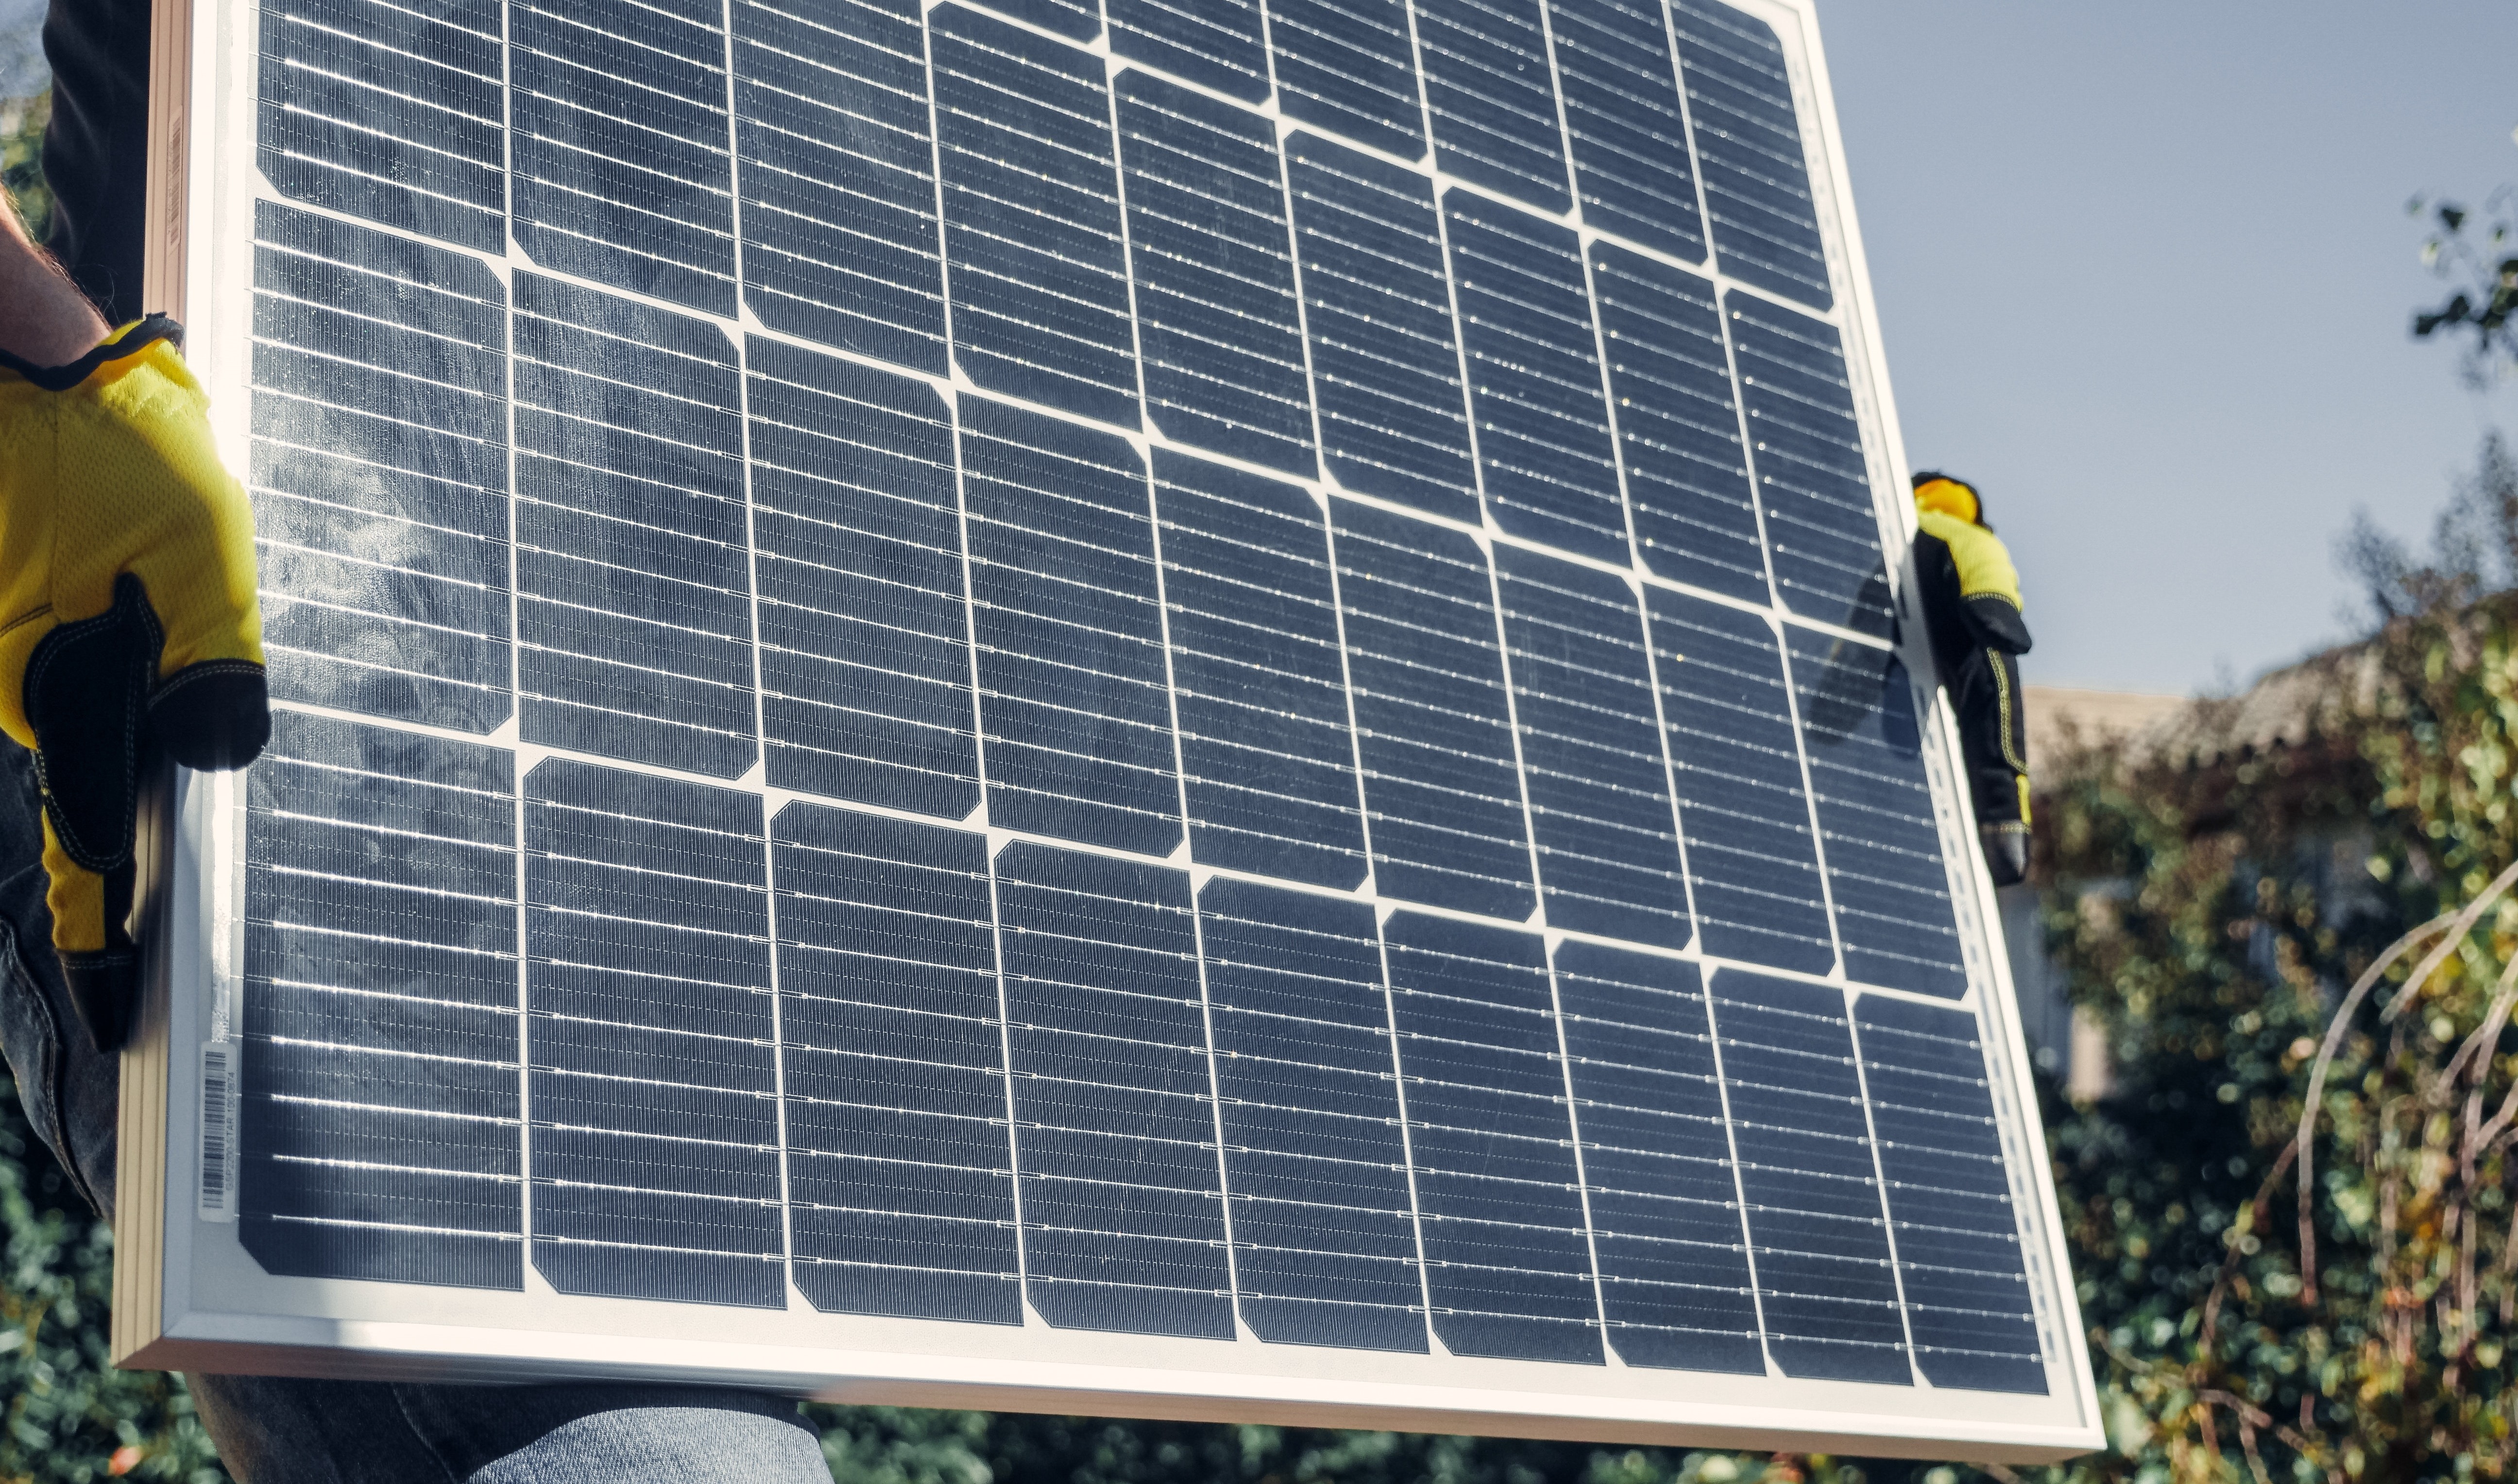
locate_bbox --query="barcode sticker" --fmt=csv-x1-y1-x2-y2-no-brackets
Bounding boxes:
198,1041,238,1222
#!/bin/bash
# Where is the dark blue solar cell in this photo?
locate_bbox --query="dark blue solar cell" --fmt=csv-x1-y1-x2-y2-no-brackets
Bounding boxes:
1854,995,2047,1394
523,760,783,1309
1269,0,1425,160
749,341,979,819
249,203,512,735
1712,970,1908,1384
931,5,1139,427
240,712,522,1289
1548,0,1704,261
1109,0,1268,99
1200,879,1426,1351
967,0,1100,40
993,843,1233,1337
1333,501,1534,918
961,400,1183,855
1385,912,1599,1365
732,0,946,373
509,0,735,313
1117,73,1315,476
1415,0,1570,214
510,276,760,779
1668,0,1831,310
1729,296,1891,631
1446,201,1626,564
1494,548,1687,947
256,0,505,250
777,805,1021,1324
1156,452,1367,888
1591,243,1768,603
1645,590,1833,973
1287,135,1478,524
1553,943,1761,1373
1786,628,1967,997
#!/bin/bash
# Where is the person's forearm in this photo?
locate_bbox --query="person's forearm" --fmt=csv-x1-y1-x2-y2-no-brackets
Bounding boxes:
0,204,109,366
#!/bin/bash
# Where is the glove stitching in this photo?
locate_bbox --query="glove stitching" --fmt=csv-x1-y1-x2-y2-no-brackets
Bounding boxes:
0,607,52,645
150,658,265,705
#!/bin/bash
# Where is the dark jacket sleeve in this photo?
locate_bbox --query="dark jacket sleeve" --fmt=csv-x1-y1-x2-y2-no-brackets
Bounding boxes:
1960,593,2033,656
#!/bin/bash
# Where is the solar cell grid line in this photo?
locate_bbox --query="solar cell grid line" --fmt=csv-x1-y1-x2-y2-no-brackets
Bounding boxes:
1711,969,1909,1384
960,399,1184,855
507,0,737,314
239,711,524,1289
1198,878,1428,1351
1852,996,2048,1395
1444,199,1626,566
748,339,980,818
1589,241,1770,607
1115,73,1317,477
1550,942,1762,1373
1267,0,1428,161
967,0,1102,44
992,843,1235,1337
510,274,761,780
1645,589,1834,975
521,759,785,1308
929,4,1140,428
1784,627,1969,998
1544,0,1703,263
1154,451,1368,889
1493,547,1690,949
1411,0,1572,215
1383,911,1600,1365
1108,0,1270,101
1666,0,1831,311
773,804,1022,1324
248,202,514,736
1286,135,1480,526
730,0,948,374
1728,295,1892,633
254,0,506,251
1332,500,1534,919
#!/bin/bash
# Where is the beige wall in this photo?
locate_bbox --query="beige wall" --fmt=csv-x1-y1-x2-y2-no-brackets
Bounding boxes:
2022,685,2187,765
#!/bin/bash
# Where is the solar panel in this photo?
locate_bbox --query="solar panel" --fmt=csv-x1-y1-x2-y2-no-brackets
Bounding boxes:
124,0,2098,1457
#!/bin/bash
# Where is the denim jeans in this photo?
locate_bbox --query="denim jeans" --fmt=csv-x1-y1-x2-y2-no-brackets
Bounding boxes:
0,749,831,1483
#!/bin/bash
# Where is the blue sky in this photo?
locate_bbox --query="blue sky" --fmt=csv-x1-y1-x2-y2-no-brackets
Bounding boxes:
6,1,2504,693
1820,0,2518,694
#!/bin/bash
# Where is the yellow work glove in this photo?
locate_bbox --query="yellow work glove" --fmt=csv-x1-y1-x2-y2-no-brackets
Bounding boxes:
0,318,266,1051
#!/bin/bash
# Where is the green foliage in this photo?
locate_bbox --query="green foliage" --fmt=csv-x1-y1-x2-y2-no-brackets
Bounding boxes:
0,1086,220,1483
1,86,47,245
2022,436,2518,1480
2411,191,2518,381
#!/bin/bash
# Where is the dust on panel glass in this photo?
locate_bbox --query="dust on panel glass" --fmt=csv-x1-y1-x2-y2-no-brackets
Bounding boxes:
776,806,1021,1325
249,202,512,734
241,712,522,1290
228,0,2052,1399
522,760,783,1308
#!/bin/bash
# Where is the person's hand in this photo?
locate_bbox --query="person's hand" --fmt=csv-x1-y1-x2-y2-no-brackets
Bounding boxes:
0,319,266,1051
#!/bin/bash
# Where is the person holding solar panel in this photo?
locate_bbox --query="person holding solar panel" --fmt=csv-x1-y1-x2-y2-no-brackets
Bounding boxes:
1908,471,2036,889
0,2,837,1477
